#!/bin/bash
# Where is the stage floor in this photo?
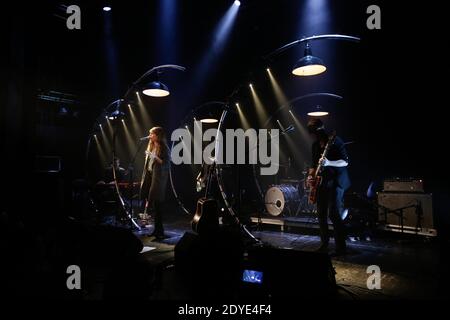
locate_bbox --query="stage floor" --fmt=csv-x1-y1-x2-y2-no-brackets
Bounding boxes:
108,209,448,300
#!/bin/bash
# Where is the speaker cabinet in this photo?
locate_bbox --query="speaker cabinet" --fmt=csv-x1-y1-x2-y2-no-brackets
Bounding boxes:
383,179,424,193
377,192,436,236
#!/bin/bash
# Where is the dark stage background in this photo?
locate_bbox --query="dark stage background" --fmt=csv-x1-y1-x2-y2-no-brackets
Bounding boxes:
2,1,449,234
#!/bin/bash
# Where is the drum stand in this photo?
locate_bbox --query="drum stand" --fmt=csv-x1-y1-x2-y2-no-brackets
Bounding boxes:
295,194,316,215
295,168,316,216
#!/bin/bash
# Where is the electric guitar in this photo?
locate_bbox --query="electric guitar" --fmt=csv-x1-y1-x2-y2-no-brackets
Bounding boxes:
308,131,337,204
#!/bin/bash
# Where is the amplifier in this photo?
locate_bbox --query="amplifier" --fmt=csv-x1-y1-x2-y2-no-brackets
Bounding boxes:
383,179,424,193
377,192,436,236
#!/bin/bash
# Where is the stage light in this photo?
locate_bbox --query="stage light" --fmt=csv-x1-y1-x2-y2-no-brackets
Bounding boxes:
234,0,241,6
142,81,170,97
125,65,184,99
107,105,125,120
292,43,326,76
105,99,125,120
200,118,219,124
103,6,111,12
266,68,270,73
307,105,329,117
249,83,253,88
276,119,285,130
266,35,360,78
58,106,69,117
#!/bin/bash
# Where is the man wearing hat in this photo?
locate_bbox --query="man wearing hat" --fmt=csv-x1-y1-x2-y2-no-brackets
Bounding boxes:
307,118,351,255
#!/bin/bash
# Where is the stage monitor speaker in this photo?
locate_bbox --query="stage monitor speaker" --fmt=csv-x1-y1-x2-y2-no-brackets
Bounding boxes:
241,245,336,298
174,231,202,270
78,224,144,264
174,230,244,298
377,192,436,236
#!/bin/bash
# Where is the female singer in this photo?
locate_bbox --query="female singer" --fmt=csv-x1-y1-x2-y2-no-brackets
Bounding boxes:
140,126,170,239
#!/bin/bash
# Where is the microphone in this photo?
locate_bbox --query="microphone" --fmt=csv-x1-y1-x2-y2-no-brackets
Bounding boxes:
139,135,150,141
283,125,295,134
265,125,295,143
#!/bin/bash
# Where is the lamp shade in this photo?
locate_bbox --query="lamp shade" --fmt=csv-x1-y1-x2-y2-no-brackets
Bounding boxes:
292,43,326,76
142,81,170,97
200,118,218,124
307,105,329,117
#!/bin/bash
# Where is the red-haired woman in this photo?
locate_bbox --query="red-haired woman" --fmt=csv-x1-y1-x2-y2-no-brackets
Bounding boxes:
140,126,170,240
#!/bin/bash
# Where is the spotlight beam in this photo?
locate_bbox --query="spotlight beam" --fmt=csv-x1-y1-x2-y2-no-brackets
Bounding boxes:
235,103,250,130
267,69,289,107
185,2,240,104
249,85,269,126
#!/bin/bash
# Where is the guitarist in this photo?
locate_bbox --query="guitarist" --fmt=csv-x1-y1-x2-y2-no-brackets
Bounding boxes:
306,118,350,255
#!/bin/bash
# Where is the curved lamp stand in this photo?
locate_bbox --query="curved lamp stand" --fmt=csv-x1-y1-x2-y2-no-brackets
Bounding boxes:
124,64,186,98
86,65,186,230
133,64,186,86
262,92,343,128
85,98,124,177
168,101,260,243
253,92,344,202
264,34,361,59
265,34,360,76
169,101,228,215
213,108,261,243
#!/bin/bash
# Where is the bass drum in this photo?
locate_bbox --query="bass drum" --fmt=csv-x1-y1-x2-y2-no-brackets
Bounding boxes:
265,184,299,216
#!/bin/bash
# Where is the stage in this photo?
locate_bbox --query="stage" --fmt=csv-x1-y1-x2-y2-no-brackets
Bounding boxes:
84,209,445,300
4,0,449,305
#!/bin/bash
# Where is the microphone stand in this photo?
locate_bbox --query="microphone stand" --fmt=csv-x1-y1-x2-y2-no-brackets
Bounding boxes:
128,139,146,221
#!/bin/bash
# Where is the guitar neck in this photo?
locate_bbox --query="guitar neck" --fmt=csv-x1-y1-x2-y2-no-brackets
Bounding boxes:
315,132,336,176
204,163,216,198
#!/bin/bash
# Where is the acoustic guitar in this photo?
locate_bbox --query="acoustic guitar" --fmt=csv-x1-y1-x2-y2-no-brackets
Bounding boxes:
191,159,219,235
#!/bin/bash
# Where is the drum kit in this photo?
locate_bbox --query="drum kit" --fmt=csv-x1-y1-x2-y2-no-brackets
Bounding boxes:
264,167,317,217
